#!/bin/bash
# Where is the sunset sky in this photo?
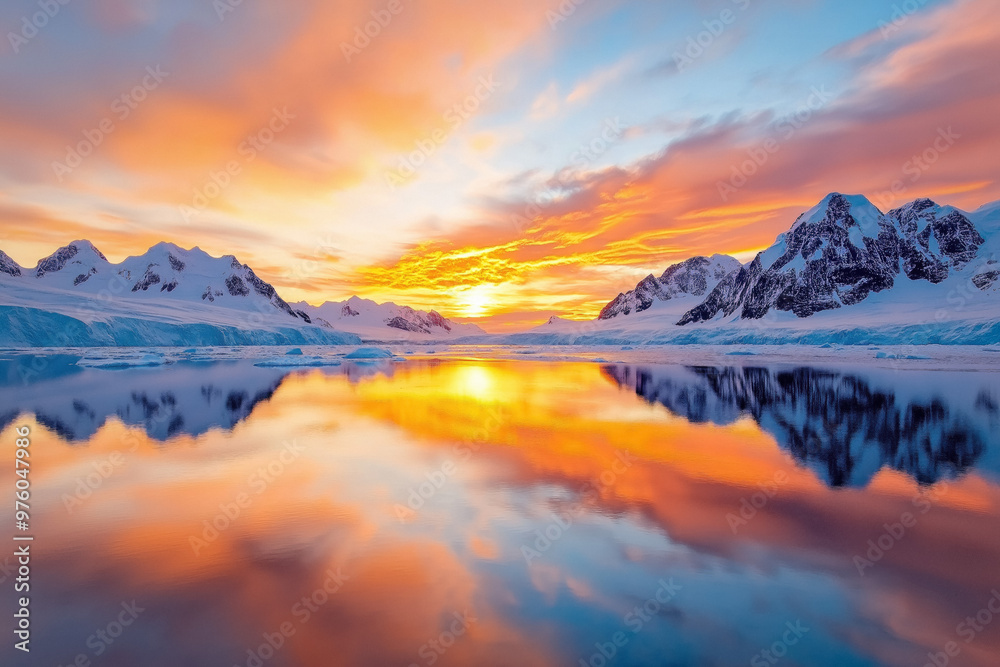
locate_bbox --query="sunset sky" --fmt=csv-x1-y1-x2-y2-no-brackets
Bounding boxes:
1,0,999,330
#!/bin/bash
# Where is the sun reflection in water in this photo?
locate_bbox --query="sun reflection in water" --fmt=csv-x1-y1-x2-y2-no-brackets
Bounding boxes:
450,364,497,401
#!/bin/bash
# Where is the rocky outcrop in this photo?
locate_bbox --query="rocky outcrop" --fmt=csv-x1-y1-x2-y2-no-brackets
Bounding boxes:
386,316,427,333
0,249,22,277
131,266,162,292
891,198,984,282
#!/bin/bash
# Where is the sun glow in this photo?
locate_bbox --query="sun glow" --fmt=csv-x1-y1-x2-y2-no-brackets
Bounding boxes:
456,284,501,318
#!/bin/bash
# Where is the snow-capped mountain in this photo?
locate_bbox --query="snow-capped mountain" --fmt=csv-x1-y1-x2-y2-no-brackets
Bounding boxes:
679,193,996,324
0,241,360,346
481,193,1000,346
24,240,310,319
293,295,486,340
599,254,741,320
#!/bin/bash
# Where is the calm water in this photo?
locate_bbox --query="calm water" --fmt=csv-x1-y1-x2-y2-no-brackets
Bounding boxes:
1,353,999,667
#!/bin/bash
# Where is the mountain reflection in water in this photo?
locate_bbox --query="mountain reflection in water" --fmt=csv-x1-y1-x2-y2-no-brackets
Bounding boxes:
603,364,999,487
0,354,400,441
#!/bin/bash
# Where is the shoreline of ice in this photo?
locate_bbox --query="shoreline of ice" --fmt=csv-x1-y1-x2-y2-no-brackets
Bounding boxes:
3,343,1000,372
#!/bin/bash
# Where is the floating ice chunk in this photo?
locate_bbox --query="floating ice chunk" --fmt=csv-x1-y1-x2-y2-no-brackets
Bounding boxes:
874,352,929,360
78,353,167,369
344,347,393,359
254,357,341,367
285,348,304,355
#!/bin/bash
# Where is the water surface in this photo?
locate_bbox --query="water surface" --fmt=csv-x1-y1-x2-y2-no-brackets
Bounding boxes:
1,354,999,666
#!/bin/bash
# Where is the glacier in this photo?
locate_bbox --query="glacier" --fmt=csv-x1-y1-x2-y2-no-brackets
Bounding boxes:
455,319,1000,347
0,305,361,347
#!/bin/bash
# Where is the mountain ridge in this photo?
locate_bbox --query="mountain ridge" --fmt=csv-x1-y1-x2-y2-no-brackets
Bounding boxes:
293,295,486,339
599,254,742,321
0,241,359,346
592,193,998,329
